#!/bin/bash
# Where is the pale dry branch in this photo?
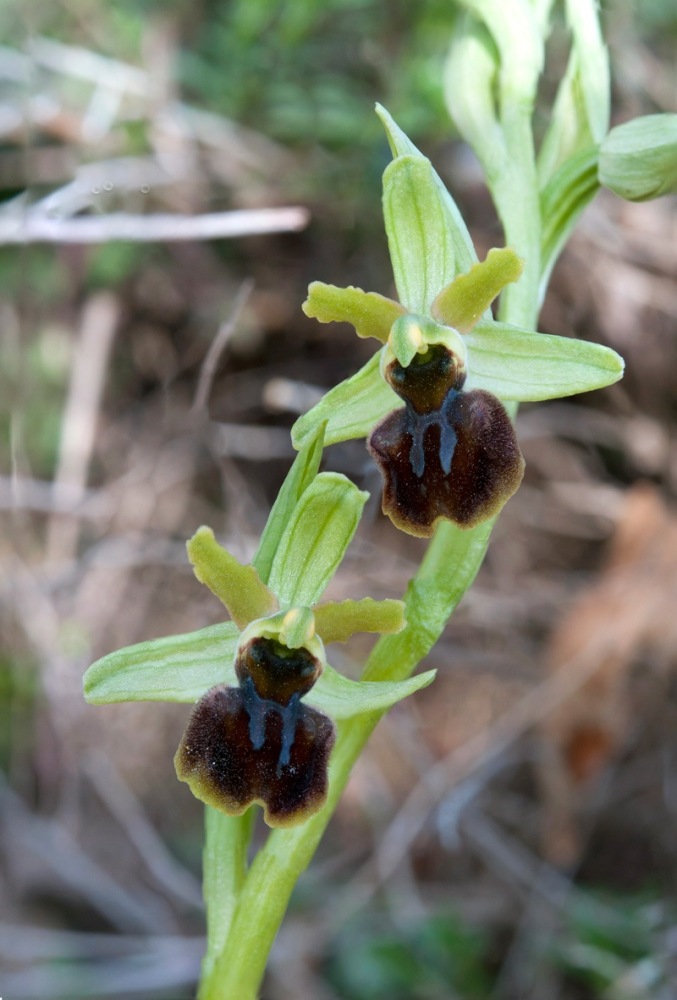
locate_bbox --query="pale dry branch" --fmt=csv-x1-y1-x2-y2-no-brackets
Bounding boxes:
0,206,310,244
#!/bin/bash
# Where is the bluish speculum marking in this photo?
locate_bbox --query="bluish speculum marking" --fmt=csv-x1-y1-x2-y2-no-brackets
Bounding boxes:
368,342,525,536
236,637,321,772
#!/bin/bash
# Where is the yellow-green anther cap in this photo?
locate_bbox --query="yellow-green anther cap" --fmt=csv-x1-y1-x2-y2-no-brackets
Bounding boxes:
384,314,468,372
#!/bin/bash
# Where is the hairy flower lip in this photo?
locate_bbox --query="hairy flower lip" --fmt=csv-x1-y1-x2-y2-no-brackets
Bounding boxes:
175,634,335,827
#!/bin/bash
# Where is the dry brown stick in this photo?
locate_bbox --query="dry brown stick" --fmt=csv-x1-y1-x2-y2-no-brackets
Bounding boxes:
46,292,120,563
192,279,254,414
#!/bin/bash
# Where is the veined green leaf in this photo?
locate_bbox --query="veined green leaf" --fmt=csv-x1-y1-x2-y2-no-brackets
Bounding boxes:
432,248,524,331
309,664,436,719
464,321,624,400
303,282,404,343
268,473,367,608
291,352,399,449
540,146,599,302
254,421,325,584
83,622,240,704
314,598,405,644
188,527,277,628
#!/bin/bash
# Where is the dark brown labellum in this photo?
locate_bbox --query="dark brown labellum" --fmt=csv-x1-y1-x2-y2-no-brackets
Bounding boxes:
175,637,335,827
367,345,524,536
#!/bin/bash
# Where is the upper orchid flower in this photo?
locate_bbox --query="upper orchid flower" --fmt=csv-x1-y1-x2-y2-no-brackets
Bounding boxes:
292,106,624,537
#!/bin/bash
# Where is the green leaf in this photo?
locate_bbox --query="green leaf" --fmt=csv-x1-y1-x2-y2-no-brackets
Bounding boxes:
314,598,405,644
308,664,436,719
464,321,624,400
444,16,505,173
432,248,524,331
291,352,399,448
267,473,368,608
566,0,610,141
599,114,677,202
254,421,325,584
188,527,277,629
83,622,240,704
302,282,404,343
461,0,543,107
540,146,599,302
383,155,475,314
538,0,608,187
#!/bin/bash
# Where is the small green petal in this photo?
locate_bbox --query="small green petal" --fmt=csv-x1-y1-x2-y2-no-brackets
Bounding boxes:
314,598,405,644
464,321,624,401
254,420,325,584
291,352,400,448
431,248,524,332
308,664,436,719
83,622,240,704
188,527,278,629
267,473,367,609
303,282,404,344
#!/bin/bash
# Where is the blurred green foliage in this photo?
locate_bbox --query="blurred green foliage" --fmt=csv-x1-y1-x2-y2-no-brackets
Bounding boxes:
325,909,492,1000
551,890,677,999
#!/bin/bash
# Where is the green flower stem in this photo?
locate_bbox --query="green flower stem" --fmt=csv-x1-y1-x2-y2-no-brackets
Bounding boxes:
198,519,495,999
199,807,254,996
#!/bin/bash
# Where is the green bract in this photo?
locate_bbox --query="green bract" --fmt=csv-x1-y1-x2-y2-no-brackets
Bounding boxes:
83,427,423,723
293,110,624,450
599,114,677,202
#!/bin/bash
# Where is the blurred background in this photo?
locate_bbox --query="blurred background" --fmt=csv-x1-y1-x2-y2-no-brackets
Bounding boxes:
1,1,676,998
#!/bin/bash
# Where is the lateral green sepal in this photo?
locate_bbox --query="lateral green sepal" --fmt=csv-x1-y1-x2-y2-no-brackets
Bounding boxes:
303,282,404,343
308,664,436,719
314,598,406,644
83,622,241,704
267,473,368,608
187,527,277,629
431,247,524,331
291,352,399,449
464,321,624,400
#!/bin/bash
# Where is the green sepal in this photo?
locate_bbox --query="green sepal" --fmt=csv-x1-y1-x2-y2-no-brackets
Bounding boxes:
314,598,405,644
302,282,404,344
464,320,624,400
187,527,277,629
83,622,240,704
383,155,475,315
431,248,524,331
599,114,677,202
376,104,477,280
254,420,325,584
267,473,367,609
291,352,399,449
309,664,435,719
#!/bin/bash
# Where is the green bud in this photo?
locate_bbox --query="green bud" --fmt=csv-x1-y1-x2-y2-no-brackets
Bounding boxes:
599,114,677,202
